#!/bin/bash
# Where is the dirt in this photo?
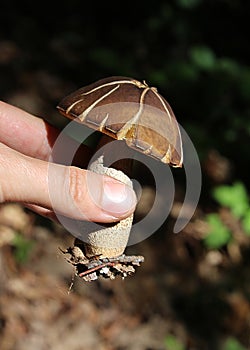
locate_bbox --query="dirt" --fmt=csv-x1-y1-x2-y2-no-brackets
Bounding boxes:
1,202,250,350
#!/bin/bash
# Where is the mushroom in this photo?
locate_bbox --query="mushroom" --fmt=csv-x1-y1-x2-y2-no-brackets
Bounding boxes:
57,76,183,281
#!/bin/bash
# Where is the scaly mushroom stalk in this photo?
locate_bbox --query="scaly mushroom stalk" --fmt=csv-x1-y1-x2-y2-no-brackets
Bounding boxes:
82,155,134,258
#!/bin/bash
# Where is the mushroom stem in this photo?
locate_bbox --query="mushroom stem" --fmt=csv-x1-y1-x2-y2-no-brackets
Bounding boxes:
80,155,134,259
95,134,134,176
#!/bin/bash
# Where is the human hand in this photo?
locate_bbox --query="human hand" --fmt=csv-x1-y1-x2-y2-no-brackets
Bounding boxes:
0,101,136,222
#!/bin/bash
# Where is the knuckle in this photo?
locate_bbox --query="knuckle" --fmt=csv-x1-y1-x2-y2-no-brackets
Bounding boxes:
68,166,87,208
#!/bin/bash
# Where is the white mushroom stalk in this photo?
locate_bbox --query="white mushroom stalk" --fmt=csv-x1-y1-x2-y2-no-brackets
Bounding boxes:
84,155,134,258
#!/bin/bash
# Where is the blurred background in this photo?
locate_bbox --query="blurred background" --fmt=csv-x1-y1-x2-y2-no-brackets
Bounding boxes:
1,1,250,349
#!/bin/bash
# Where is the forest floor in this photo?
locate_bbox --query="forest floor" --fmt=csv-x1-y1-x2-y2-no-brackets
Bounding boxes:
1,191,250,350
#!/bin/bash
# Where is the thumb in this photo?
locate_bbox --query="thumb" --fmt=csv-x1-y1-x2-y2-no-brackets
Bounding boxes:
0,144,136,222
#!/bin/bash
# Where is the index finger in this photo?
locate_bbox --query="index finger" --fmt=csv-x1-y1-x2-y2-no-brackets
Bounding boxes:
0,101,91,165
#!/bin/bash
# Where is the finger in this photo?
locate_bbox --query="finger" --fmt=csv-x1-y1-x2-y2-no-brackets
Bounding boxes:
0,101,91,165
24,204,59,222
0,101,59,160
0,143,137,222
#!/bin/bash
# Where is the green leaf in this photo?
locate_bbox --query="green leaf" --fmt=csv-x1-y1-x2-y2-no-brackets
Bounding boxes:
222,337,247,350
218,58,240,76
12,233,34,264
242,208,250,235
164,335,185,350
213,182,249,218
189,46,216,70
204,214,231,249
176,0,202,9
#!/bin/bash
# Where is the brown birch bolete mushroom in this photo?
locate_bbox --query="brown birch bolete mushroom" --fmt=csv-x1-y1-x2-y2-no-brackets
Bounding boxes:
57,76,183,281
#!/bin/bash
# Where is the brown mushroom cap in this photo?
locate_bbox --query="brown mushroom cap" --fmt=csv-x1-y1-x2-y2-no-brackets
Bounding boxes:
57,76,183,167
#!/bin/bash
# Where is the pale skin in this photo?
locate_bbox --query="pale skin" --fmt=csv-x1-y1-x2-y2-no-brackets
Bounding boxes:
0,101,136,223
